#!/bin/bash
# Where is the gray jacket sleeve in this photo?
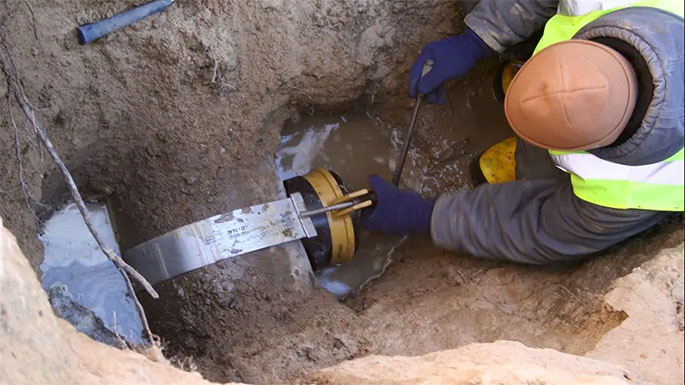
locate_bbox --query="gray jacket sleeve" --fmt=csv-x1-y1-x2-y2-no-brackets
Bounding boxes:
430,179,667,264
464,0,558,53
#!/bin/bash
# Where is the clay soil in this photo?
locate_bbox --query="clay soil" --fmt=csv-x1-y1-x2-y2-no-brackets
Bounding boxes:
0,1,683,385
171,215,683,384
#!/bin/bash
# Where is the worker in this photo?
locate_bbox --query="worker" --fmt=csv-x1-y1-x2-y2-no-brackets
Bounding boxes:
363,0,684,264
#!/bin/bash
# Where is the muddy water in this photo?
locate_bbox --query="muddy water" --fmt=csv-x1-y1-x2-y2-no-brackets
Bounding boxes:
39,203,143,345
277,111,401,190
403,65,514,195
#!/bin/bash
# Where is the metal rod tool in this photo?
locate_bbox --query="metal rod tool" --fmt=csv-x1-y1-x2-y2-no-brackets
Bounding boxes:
392,59,434,186
299,200,356,217
299,189,376,218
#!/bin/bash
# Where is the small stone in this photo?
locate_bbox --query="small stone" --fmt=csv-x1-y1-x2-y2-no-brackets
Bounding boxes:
184,174,198,185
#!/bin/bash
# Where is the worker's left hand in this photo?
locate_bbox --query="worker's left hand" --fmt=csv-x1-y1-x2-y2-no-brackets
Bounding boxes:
362,175,435,237
409,28,492,104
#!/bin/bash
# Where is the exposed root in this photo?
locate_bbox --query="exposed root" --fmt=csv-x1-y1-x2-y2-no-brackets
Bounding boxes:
22,0,38,40
7,93,41,227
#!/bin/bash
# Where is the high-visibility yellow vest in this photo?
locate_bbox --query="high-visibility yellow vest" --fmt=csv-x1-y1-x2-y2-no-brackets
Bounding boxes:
534,0,684,54
549,149,684,211
536,0,685,211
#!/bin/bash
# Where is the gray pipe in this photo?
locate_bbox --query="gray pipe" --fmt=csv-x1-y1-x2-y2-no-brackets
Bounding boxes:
77,0,175,45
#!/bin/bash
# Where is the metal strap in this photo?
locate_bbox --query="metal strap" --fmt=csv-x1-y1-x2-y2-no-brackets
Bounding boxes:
124,193,316,286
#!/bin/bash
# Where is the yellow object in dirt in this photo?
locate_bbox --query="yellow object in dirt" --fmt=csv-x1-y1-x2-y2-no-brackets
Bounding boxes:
479,137,517,184
303,168,357,264
494,61,524,102
500,61,522,95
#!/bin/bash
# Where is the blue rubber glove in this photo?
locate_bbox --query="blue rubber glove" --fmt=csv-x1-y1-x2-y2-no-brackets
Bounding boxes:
362,175,435,237
409,28,492,104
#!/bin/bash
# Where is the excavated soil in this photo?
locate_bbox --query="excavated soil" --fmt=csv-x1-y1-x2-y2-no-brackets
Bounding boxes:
163,220,682,384
2,216,655,385
2,213,682,385
0,1,683,385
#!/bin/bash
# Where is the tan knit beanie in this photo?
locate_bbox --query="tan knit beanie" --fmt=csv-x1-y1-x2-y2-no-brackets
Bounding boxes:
505,40,638,151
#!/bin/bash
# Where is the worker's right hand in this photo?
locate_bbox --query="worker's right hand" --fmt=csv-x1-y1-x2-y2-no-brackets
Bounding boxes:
362,175,435,237
409,28,492,104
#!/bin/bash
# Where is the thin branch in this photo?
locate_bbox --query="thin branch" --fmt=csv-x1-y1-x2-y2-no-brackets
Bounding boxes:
111,310,129,349
0,44,159,344
29,109,44,161
2,39,42,159
122,265,155,341
557,284,582,303
22,0,38,40
3,41,43,112
211,59,219,83
7,92,41,226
